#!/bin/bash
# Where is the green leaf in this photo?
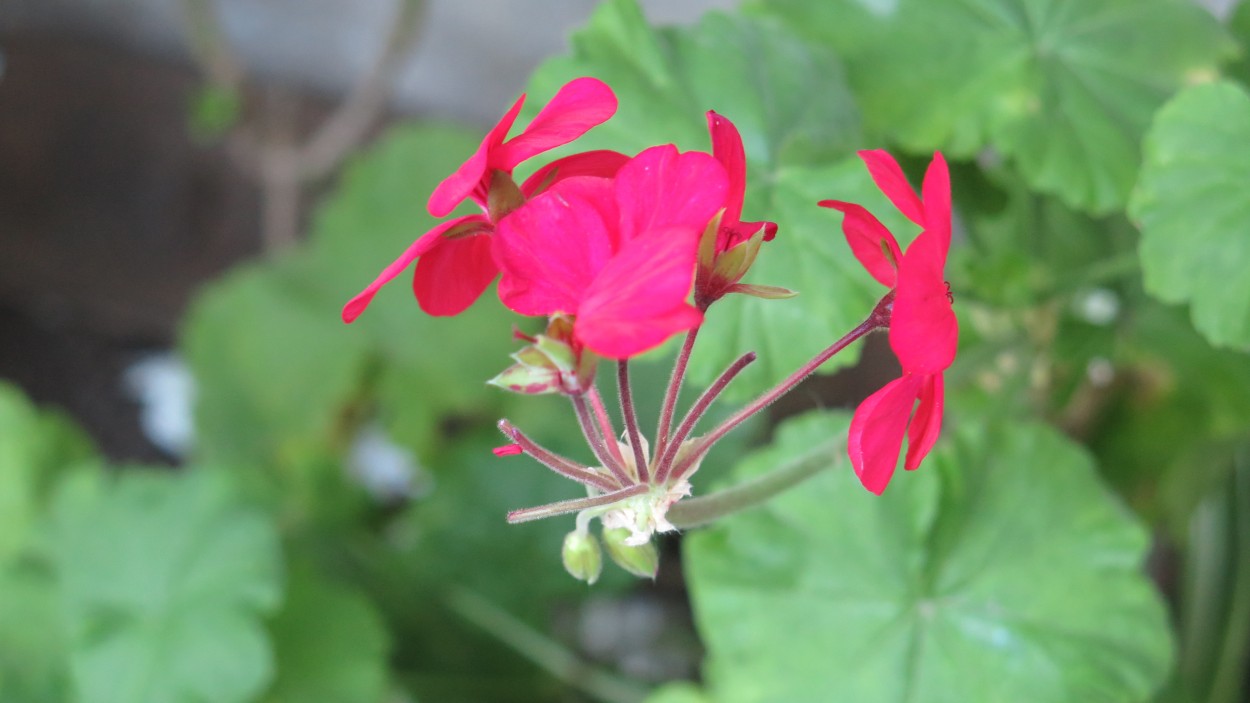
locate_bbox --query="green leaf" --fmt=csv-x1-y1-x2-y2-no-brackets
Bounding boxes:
753,0,1233,213
526,1,877,399
646,682,712,703
0,381,96,563
684,412,1173,703
50,469,283,703
0,559,71,703
1131,79,1250,351
263,572,390,703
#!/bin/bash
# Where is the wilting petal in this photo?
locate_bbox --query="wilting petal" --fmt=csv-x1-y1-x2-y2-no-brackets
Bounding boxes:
921,151,951,260
615,145,728,244
412,231,498,316
494,77,618,171
904,373,943,471
819,200,902,288
890,232,958,373
428,95,526,218
576,226,703,358
859,149,924,227
848,374,922,495
520,150,630,197
493,178,617,316
341,215,490,323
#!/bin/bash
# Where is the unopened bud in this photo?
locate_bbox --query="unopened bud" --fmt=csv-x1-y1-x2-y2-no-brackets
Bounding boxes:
602,527,659,579
562,530,603,585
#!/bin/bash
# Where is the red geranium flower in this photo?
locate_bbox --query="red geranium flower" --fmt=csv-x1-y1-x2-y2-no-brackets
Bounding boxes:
342,77,624,323
493,144,728,359
820,150,957,494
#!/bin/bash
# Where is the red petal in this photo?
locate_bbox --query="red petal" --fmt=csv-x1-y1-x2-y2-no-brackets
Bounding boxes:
493,178,617,316
494,77,618,171
890,232,958,373
341,215,489,323
904,374,944,471
819,200,901,288
576,225,703,359
428,94,526,218
413,231,499,316
519,149,630,197
493,443,524,457
859,149,924,227
707,111,746,226
847,375,922,495
921,151,952,262
615,145,728,245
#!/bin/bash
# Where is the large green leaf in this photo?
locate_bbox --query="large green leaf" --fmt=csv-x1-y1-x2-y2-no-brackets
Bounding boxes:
0,559,71,703
526,0,886,399
683,412,1172,703
49,469,283,703
752,0,1232,214
1130,79,1250,351
263,572,390,703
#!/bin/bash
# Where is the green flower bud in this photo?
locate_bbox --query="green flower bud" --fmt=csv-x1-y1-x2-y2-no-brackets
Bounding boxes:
602,527,659,579
562,530,603,585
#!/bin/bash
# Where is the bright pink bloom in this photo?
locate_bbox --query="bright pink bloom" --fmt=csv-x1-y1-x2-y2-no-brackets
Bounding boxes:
493,145,729,359
342,77,623,323
820,150,957,494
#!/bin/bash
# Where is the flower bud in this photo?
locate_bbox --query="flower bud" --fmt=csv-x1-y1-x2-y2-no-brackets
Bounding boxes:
562,530,603,585
602,527,659,579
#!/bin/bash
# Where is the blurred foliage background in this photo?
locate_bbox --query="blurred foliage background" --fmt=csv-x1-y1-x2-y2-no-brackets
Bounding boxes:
3,0,1250,702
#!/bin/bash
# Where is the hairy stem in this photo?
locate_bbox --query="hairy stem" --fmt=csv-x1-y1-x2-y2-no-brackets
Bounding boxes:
497,420,619,493
571,395,631,486
667,314,882,482
654,328,699,460
654,352,756,484
507,484,650,524
587,386,628,474
617,361,650,483
667,438,844,529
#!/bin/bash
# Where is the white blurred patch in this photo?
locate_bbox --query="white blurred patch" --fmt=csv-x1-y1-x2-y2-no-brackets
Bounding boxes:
348,423,428,502
123,352,196,458
1087,357,1115,387
1074,288,1120,326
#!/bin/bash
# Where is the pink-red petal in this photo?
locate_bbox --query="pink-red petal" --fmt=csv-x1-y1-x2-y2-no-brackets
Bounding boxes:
575,225,703,359
819,200,902,288
890,232,958,373
494,77,618,171
921,151,952,260
341,215,490,323
519,150,630,197
615,145,728,244
859,149,924,227
412,231,499,316
428,94,526,218
493,178,617,316
848,374,923,495
708,111,747,226
903,373,944,471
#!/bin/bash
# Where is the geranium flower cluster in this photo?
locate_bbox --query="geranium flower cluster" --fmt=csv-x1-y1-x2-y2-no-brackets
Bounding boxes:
343,77,958,582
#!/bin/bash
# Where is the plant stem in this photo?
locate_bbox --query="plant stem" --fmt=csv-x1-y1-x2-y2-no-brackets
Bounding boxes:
571,394,631,486
445,587,648,703
654,327,699,460
654,351,756,485
667,313,882,482
497,420,619,493
667,438,844,529
507,484,650,524
617,360,650,483
588,386,629,473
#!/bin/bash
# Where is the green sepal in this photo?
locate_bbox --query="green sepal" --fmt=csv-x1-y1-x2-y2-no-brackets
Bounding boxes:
602,527,659,579
487,169,524,222
727,283,798,300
